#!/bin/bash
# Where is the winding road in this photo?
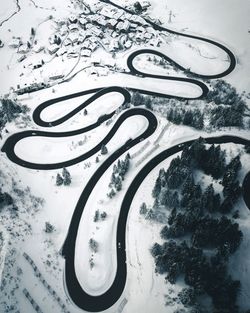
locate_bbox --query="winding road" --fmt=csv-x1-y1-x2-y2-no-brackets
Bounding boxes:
1,4,250,312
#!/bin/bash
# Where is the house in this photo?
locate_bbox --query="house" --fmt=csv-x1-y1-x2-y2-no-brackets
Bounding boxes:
107,18,118,29
89,41,99,52
77,35,86,44
102,38,110,46
144,32,153,40
60,26,68,37
67,48,79,58
81,49,91,57
56,18,66,26
68,15,78,24
63,38,72,46
137,26,145,32
108,40,119,52
135,32,144,42
33,61,44,69
149,37,162,47
119,34,127,46
8,38,21,48
67,32,79,44
95,16,106,27
81,6,91,15
79,17,88,27
18,44,30,54
141,1,151,10
129,15,145,25
99,7,115,19
49,74,64,80
48,44,59,55
33,44,44,53
111,31,119,38
116,21,124,32
124,40,132,49
123,20,130,31
113,10,124,20
17,55,26,63
68,24,79,32
91,26,103,38
128,32,134,40
85,22,94,30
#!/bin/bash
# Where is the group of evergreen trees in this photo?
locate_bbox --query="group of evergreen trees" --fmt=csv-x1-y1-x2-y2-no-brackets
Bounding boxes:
145,138,245,312
130,92,153,109
0,98,29,134
167,107,204,130
207,80,246,128
93,210,107,222
206,80,245,106
151,240,241,312
0,188,14,211
56,167,71,186
107,153,130,198
151,138,242,214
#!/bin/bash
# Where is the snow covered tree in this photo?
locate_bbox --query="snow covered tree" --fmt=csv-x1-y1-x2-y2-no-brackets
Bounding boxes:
56,173,63,186
44,222,55,233
107,188,116,199
101,144,108,155
140,202,147,215
62,167,71,185
31,27,35,36
93,210,100,222
89,238,98,253
115,176,122,191
100,211,107,220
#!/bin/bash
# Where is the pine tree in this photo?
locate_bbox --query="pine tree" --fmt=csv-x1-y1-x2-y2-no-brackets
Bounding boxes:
96,156,99,163
107,188,116,199
45,222,55,233
115,176,122,191
56,173,63,186
84,109,88,115
31,27,35,36
100,211,107,220
140,202,147,215
89,238,98,253
101,144,108,155
152,176,161,198
202,184,215,213
62,167,71,185
110,173,116,185
94,210,99,222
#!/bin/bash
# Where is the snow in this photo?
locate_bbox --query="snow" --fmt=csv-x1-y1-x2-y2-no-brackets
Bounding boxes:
0,0,250,312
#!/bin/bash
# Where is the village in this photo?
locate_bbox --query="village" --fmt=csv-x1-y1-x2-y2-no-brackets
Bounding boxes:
1,0,169,95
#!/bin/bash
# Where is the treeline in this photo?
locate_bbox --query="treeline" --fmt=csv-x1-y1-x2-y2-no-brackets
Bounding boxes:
145,138,244,312
167,107,204,129
0,98,29,134
206,80,246,106
130,79,247,130
151,240,241,312
107,153,130,198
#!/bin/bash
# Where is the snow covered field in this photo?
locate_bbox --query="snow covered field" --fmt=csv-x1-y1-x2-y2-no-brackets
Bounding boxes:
0,0,249,312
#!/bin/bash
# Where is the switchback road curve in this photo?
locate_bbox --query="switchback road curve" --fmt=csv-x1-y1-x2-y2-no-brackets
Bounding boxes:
2,7,249,312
